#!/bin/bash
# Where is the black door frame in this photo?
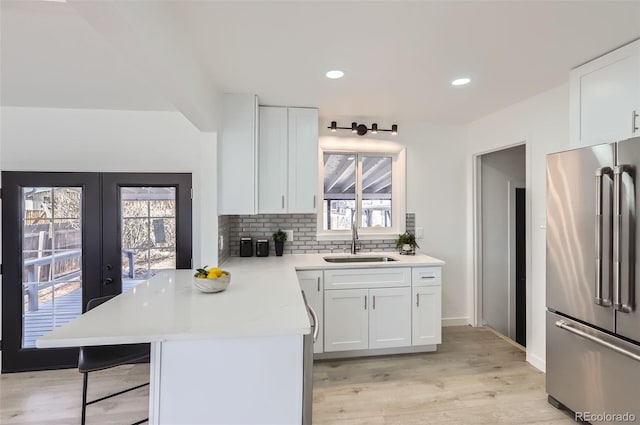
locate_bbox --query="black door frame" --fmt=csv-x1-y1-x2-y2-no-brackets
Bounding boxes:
1,172,192,372
2,172,102,372
100,173,192,297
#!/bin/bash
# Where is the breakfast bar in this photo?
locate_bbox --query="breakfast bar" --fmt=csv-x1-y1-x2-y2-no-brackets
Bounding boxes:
37,268,311,425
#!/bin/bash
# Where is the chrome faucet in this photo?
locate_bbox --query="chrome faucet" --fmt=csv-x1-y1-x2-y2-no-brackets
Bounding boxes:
351,219,359,254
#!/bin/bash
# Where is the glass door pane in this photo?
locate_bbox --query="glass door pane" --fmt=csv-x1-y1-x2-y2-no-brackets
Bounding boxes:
120,187,177,290
22,187,83,348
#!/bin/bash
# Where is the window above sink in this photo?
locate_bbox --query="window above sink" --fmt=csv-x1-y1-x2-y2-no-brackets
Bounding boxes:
316,138,406,241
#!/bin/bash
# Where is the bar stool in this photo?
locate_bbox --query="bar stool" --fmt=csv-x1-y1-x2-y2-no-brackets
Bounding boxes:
79,295,150,425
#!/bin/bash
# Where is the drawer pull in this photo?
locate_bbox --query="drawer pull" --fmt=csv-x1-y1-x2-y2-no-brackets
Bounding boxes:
416,293,420,307
556,320,640,363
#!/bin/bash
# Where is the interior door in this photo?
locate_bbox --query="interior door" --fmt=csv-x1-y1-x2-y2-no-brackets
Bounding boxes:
1,172,192,372
614,136,640,343
546,143,615,332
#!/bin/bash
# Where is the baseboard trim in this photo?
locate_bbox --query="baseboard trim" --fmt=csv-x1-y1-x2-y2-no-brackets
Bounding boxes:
442,317,469,327
527,352,545,372
314,344,437,360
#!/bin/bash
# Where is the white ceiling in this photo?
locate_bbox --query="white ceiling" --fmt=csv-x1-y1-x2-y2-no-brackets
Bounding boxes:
2,1,640,124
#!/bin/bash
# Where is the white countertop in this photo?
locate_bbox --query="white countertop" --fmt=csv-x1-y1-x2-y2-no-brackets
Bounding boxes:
37,268,310,348
37,252,444,349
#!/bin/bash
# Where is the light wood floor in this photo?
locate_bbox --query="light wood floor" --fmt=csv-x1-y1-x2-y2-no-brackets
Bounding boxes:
1,326,575,424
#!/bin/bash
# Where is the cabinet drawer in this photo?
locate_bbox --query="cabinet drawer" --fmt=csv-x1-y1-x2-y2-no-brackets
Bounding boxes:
324,268,411,290
412,267,441,286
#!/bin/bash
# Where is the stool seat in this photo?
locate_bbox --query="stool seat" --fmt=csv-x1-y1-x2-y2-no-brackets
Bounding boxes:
79,343,149,373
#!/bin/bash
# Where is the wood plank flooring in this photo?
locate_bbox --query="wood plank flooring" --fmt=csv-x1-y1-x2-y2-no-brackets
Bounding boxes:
0,326,575,424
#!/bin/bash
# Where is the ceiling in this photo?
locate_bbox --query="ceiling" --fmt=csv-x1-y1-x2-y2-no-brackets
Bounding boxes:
2,1,640,125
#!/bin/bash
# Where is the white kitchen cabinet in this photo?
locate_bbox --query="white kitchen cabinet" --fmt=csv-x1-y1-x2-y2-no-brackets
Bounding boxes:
369,287,411,349
297,270,324,353
324,289,369,352
288,107,319,213
570,39,640,148
324,267,412,290
218,94,258,214
412,286,442,346
258,106,318,213
258,106,288,213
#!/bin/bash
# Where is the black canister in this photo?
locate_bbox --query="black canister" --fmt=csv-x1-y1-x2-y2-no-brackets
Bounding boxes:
240,237,253,257
256,239,269,257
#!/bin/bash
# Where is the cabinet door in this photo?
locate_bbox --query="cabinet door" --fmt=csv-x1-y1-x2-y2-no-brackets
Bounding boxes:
258,106,288,213
369,287,411,349
412,286,441,346
218,94,258,214
297,270,324,353
288,108,318,213
570,40,640,147
324,289,368,352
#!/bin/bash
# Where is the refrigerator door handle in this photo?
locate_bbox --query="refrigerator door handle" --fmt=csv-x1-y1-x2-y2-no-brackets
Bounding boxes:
555,320,640,363
595,167,613,306
613,165,635,313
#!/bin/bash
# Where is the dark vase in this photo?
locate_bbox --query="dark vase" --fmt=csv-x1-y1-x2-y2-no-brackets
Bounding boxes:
275,241,284,256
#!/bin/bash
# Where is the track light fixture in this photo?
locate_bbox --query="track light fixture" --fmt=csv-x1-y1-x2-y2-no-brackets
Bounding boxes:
328,121,398,136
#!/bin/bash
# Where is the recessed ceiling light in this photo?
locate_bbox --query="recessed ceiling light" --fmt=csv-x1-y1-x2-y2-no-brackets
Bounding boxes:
326,70,344,79
451,77,471,86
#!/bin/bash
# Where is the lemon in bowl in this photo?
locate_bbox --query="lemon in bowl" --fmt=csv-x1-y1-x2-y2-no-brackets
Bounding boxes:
193,266,231,293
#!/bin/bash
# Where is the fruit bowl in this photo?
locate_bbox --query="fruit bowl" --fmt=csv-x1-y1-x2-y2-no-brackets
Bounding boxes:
193,269,231,293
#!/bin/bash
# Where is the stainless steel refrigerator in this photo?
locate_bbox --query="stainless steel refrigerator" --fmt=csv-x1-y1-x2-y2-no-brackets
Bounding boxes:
546,136,640,424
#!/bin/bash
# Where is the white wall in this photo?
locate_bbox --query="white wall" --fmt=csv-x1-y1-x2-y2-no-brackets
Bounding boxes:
0,106,220,268
480,145,525,337
467,84,570,371
319,119,469,325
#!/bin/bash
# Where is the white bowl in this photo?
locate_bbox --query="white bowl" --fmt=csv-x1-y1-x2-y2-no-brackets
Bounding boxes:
193,272,231,293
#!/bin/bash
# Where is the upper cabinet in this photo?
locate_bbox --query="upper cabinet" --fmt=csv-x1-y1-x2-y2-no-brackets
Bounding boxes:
570,39,640,148
258,106,318,214
218,94,258,215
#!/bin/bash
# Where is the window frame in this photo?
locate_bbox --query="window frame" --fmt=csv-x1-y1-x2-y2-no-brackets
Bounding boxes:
316,142,406,241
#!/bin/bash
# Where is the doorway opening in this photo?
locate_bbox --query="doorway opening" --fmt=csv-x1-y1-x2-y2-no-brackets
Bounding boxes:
475,144,526,346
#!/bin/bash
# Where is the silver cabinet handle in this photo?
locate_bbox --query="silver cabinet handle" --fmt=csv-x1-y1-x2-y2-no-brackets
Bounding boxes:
281,195,285,209
308,304,319,343
317,277,320,292
421,276,435,280
373,295,376,310
595,167,612,306
632,110,638,133
313,195,316,209
613,165,635,313
364,296,367,310
556,320,640,363
416,293,420,307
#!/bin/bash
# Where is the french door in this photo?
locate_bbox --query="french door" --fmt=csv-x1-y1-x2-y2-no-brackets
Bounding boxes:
1,172,192,372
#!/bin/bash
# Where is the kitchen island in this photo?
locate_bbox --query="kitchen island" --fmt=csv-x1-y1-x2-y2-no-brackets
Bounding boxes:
37,268,311,425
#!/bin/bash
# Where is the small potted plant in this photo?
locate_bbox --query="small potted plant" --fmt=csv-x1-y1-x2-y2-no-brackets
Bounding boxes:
273,229,287,256
396,231,419,255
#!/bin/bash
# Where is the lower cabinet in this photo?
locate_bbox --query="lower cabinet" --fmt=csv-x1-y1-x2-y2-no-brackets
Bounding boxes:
324,287,411,352
297,270,324,353
412,285,442,346
369,287,412,349
324,289,369,352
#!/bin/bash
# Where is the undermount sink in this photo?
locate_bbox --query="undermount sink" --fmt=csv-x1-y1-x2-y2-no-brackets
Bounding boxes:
323,256,397,263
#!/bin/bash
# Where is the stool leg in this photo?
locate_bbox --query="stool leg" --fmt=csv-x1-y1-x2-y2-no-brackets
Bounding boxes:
81,372,88,425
